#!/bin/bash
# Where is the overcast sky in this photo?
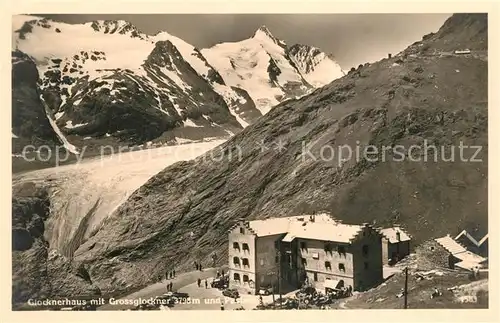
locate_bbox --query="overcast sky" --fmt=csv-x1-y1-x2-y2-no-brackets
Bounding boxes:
39,14,451,68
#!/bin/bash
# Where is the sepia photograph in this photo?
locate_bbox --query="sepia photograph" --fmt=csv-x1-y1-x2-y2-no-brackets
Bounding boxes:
9,9,491,314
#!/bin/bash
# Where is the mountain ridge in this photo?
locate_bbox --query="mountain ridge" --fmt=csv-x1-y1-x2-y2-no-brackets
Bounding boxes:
12,15,343,157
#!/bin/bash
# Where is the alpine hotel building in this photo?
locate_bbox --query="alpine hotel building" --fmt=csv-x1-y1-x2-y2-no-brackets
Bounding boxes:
227,214,384,294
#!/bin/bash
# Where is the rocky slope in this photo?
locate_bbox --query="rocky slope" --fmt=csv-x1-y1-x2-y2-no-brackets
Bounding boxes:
11,140,223,307
11,16,343,158
12,182,100,307
12,50,63,156
13,13,487,302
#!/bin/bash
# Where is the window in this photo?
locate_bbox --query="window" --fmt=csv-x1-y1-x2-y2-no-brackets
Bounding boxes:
243,275,249,283
362,245,369,256
364,262,369,270
233,257,240,266
313,272,318,282
233,242,240,250
337,245,346,255
240,227,245,234
301,258,307,266
300,242,307,250
233,273,240,281
324,243,333,253
325,261,332,270
339,263,346,272
242,258,250,267
242,243,249,252
260,258,265,266
312,252,319,259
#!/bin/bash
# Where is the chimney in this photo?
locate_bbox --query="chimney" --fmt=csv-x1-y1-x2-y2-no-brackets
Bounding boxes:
396,231,401,241
388,53,392,58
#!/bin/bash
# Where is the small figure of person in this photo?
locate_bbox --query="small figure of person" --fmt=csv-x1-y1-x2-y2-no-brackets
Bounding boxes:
205,279,208,289
197,278,202,288
173,269,176,277
199,263,203,271
216,270,220,278
194,261,198,270
221,269,225,276
165,271,169,280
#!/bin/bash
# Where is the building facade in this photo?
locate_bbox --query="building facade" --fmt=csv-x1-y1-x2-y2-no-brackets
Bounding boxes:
380,226,411,265
227,214,384,294
228,223,258,292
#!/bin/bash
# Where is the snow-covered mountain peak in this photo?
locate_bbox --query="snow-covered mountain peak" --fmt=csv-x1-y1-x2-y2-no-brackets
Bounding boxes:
288,43,344,87
254,25,273,37
253,25,285,47
88,20,146,39
11,14,345,151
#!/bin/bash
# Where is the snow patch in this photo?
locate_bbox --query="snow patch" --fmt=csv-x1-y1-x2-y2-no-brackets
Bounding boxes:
183,119,203,128
65,121,88,129
55,111,65,120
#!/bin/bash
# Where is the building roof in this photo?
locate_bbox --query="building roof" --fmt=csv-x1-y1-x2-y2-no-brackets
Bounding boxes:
453,250,486,264
247,214,336,237
380,227,411,243
240,214,375,243
434,234,487,270
435,235,467,254
454,250,487,270
282,221,363,244
454,230,488,247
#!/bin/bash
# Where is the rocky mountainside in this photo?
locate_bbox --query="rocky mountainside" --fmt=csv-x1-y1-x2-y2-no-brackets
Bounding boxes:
11,16,343,156
12,51,63,155
12,13,487,303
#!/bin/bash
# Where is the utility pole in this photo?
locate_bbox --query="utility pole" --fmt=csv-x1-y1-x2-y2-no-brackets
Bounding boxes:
404,267,409,309
277,241,282,308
